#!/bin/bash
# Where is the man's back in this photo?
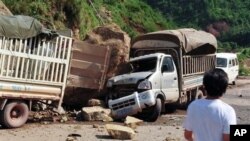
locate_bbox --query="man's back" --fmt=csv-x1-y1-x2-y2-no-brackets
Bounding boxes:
184,99,236,141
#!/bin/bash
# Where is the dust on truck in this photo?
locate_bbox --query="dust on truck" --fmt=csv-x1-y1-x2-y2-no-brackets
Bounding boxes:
0,15,73,128
106,28,217,121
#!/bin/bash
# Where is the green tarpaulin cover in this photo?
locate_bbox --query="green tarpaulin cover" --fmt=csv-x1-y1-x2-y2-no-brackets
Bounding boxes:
0,15,58,39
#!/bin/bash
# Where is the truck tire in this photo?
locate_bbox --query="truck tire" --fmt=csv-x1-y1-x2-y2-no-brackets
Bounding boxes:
0,101,29,128
145,98,162,122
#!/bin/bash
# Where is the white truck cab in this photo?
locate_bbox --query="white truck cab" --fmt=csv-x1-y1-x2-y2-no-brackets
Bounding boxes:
107,53,179,120
216,53,239,85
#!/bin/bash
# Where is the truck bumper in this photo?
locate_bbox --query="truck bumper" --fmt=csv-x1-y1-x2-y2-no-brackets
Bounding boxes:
108,90,156,118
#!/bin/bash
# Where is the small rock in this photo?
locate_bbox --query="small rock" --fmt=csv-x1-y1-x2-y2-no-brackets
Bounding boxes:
66,134,81,141
176,127,179,129
82,106,113,122
165,137,180,141
87,99,106,107
93,124,99,128
239,95,243,97
124,116,143,129
66,137,76,141
105,124,136,140
40,121,51,125
60,116,68,123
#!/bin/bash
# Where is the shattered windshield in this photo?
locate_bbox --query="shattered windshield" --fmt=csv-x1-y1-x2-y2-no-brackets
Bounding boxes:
216,58,227,68
130,57,157,73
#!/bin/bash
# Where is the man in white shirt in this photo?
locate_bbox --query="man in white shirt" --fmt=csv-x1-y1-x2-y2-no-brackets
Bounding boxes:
183,68,237,141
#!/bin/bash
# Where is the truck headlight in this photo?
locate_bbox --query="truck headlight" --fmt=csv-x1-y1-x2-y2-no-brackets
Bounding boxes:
107,80,113,88
138,80,152,90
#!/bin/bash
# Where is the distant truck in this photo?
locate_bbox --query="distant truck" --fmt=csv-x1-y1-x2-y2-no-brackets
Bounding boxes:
0,15,110,128
216,53,239,85
106,29,217,121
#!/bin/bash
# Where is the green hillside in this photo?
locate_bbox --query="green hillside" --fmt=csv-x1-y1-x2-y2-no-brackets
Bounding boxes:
146,0,250,49
2,0,250,75
2,0,175,39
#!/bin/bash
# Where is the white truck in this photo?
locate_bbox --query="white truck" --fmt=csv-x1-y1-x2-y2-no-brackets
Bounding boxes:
216,53,239,85
106,29,217,121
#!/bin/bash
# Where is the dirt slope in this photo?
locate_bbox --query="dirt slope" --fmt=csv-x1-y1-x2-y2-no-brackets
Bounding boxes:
0,1,12,15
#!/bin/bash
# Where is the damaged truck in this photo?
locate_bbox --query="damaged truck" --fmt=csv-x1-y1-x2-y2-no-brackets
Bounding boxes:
0,15,73,128
0,15,110,128
106,28,217,121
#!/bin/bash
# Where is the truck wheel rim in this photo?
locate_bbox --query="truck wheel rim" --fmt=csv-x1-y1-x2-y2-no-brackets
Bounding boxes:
10,105,23,119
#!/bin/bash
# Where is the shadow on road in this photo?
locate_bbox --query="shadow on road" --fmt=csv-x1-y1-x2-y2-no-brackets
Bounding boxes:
96,135,114,140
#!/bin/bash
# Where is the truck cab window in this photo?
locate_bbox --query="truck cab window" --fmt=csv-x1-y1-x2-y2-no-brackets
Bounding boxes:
131,57,157,73
162,57,174,72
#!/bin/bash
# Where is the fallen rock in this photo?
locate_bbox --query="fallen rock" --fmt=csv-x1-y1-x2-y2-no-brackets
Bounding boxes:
165,137,180,141
66,134,81,141
82,106,113,121
87,99,106,107
105,124,135,140
92,124,99,128
60,115,69,123
124,116,143,129
66,137,76,141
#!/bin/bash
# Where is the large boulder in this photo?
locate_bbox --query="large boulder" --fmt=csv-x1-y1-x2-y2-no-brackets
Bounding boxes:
105,124,136,140
84,23,131,78
63,24,131,108
81,106,113,122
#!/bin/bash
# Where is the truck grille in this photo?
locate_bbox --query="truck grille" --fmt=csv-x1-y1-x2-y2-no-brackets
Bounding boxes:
113,84,137,99
111,98,136,110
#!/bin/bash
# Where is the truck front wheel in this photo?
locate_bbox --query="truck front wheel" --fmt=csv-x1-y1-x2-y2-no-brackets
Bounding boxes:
0,101,29,128
144,98,162,122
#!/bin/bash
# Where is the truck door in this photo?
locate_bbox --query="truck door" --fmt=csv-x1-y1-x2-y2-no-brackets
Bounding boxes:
160,56,179,101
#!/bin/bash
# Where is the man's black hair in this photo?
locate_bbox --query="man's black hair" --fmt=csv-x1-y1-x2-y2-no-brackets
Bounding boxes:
203,68,228,97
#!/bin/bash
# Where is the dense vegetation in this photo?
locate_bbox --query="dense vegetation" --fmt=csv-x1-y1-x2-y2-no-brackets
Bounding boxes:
2,0,174,39
2,0,250,75
145,0,250,75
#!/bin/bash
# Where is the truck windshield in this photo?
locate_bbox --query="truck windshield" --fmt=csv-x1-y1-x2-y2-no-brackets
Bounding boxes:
130,57,157,72
216,58,227,68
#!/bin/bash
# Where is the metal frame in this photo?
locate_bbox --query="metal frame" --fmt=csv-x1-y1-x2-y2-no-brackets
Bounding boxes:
0,35,73,108
182,54,216,76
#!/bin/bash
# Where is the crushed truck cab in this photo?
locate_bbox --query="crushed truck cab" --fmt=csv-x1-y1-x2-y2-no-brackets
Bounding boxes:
109,91,156,118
